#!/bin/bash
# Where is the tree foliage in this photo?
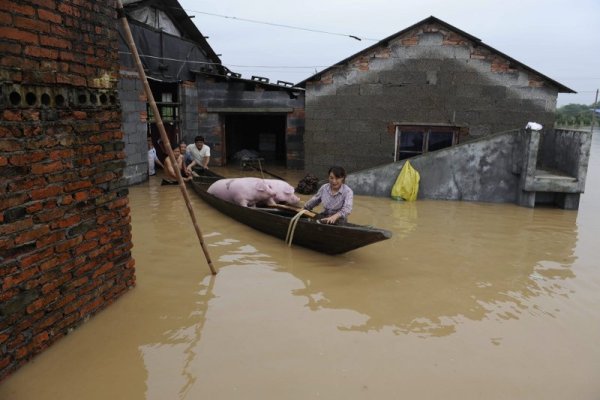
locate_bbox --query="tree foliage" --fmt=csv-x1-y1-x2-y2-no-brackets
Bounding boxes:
555,101,599,127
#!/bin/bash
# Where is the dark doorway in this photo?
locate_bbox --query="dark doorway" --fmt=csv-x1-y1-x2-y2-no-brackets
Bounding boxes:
147,81,180,163
224,114,287,166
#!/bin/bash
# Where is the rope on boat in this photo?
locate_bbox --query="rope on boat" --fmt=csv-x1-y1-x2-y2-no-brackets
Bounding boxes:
285,209,310,247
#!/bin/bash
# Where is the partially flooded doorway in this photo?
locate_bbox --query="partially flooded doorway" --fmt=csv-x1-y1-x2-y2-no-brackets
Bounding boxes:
224,114,287,166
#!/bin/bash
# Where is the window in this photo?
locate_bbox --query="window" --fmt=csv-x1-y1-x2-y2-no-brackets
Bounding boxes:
395,125,459,161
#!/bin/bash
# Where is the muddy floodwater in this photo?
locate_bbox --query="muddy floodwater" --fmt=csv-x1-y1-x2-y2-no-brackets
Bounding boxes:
2,132,600,399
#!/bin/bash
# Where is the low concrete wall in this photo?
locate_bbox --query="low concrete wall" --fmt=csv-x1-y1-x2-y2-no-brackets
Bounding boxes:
347,128,593,209
347,130,521,202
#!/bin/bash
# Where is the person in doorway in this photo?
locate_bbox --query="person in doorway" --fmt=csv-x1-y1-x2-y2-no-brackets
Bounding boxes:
178,141,191,178
303,166,353,224
147,137,164,176
162,145,191,185
186,135,211,174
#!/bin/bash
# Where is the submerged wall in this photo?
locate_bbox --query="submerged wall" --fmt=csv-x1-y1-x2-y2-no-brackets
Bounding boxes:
347,128,592,209
0,0,136,380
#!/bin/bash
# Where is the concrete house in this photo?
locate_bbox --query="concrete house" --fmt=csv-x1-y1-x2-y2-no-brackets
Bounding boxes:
118,0,305,184
299,16,575,174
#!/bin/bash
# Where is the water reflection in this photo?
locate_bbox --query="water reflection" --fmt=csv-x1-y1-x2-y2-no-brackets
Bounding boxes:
283,199,578,337
139,275,215,400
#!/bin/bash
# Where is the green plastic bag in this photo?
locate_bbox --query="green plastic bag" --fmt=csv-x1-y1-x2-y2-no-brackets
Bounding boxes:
391,160,420,201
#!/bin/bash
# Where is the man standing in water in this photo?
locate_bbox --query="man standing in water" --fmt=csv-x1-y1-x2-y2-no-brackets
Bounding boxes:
186,135,210,174
304,166,353,224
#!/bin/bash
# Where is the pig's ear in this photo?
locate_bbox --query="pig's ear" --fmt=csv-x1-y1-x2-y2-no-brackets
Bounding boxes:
255,182,266,191
284,187,294,194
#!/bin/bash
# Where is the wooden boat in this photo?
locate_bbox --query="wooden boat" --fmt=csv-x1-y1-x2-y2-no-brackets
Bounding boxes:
188,170,392,254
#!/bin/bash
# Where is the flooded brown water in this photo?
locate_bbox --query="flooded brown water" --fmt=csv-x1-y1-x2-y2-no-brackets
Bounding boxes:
2,131,600,399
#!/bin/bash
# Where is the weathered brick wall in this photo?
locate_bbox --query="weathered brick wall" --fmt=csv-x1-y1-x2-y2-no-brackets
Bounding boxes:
0,0,135,380
303,21,559,174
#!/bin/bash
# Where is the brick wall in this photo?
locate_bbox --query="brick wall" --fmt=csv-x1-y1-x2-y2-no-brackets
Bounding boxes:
0,0,136,380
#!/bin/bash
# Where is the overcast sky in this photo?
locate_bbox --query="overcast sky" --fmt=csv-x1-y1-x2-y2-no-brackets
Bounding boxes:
177,0,600,106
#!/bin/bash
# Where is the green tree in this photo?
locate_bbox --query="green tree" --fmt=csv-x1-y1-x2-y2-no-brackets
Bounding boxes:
556,102,598,127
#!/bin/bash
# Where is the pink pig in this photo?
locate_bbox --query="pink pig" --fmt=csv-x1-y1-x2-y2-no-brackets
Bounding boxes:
207,177,276,207
264,179,300,205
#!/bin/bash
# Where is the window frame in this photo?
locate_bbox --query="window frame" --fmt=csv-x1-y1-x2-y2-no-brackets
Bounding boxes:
394,124,459,161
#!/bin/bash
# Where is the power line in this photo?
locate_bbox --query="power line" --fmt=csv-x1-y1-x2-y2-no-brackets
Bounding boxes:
178,8,380,42
118,51,335,69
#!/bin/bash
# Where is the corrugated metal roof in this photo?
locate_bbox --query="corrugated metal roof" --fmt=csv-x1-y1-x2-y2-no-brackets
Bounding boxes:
297,16,575,94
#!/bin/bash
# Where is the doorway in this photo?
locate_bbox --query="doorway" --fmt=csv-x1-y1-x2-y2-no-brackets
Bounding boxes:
224,114,287,166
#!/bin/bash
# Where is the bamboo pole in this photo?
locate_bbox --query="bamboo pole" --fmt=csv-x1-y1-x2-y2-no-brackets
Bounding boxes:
116,0,217,275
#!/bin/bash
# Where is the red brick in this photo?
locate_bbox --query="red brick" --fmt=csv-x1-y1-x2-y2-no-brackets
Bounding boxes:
32,331,49,348
26,202,43,213
73,260,97,277
35,208,66,224
107,198,128,210
79,297,103,316
0,42,21,55
14,16,50,33
0,27,38,45
0,333,9,345
31,161,65,174
53,314,78,331
1,55,40,70
74,240,98,255
30,185,63,200
58,3,81,17
24,46,58,59
54,236,83,253
39,35,70,49
59,195,74,205
20,247,53,269
92,261,114,278
2,110,22,122
15,225,50,245
0,10,12,24
56,73,85,87
51,292,76,308
73,191,89,202
94,172,115,184
72,111,87,120
50,149,75,160
2,267,39,290
0,2,35,16
36,311,63,331
38,9,62,23
0,236,14,250
22,110,40,121
9,152,46,166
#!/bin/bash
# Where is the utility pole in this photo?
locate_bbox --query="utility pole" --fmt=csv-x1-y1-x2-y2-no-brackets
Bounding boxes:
591,89,599,133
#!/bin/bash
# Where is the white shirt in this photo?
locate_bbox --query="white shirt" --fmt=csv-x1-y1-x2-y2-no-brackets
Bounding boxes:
148,147,158,175
186,143,211,167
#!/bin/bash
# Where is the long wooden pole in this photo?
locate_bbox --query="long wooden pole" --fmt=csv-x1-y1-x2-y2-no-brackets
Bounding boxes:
116,0,217,275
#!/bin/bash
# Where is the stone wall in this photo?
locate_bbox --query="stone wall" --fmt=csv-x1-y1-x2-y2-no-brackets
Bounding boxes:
303,21,560,174
0,0,136,380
